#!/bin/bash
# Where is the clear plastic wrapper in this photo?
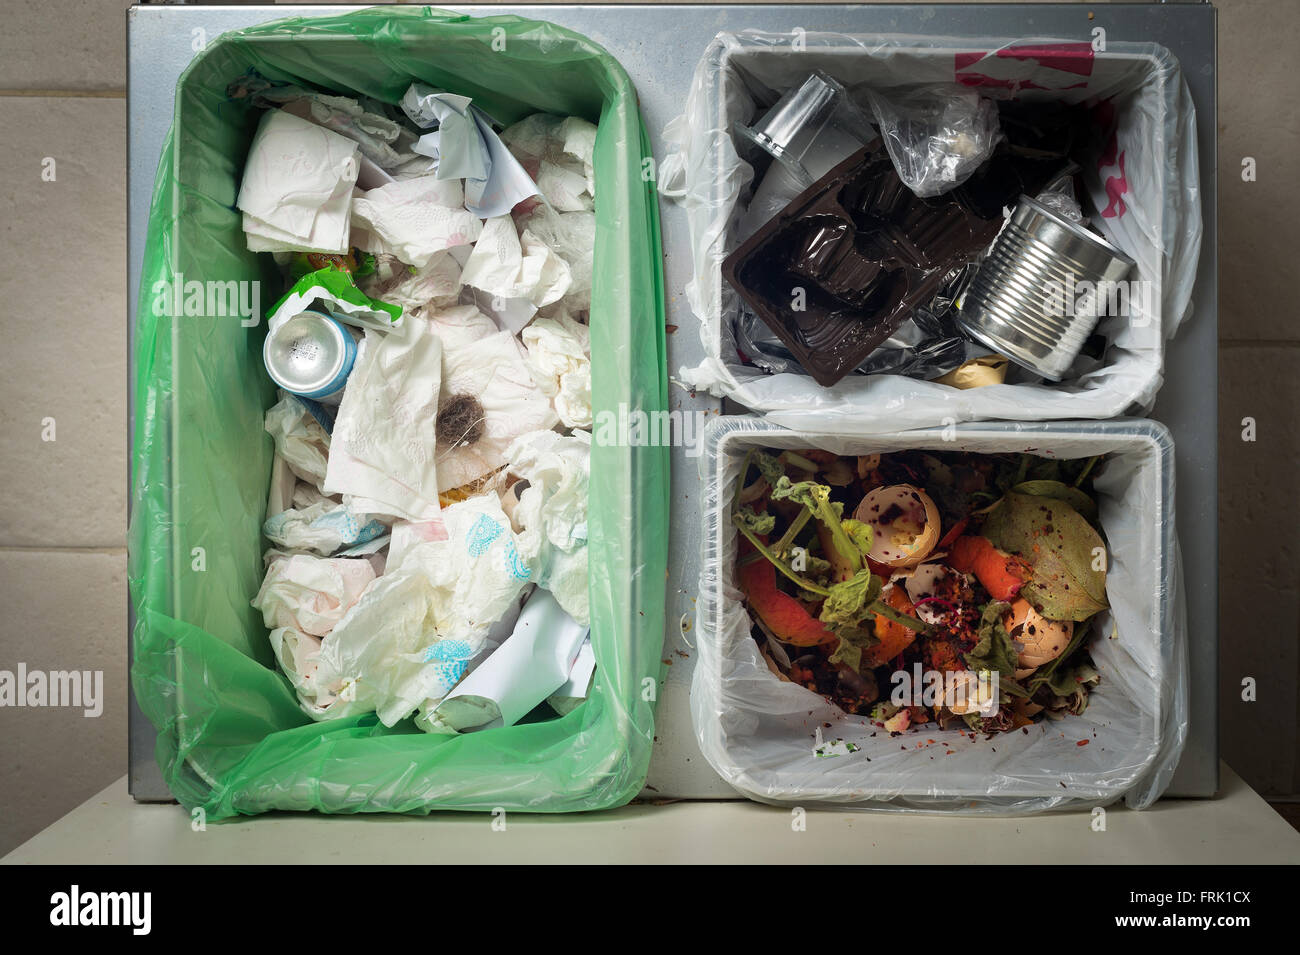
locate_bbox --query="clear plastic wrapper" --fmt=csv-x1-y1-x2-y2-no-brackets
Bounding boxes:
865,85,1001,198
693,415,1188,813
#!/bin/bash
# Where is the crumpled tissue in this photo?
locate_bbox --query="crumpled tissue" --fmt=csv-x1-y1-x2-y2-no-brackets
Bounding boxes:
324,317,445,521
504,428,591,625
265,393,331,490
358,251,462,312
237,109,359,254
501,114,598,212
227,70,432,179
419,589,588,733
429,310,558,492
399,83,541,218
515,205,596,313
522,312,592,429
267,627,334,711
309,494,536,725
263,496,389,556
459,215,572,308
252,552,376,637
350,176,483,268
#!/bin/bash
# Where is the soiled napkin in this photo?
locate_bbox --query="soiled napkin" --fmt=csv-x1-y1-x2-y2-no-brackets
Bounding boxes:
324,317,445,521
238,109,359,254
359,251,463,312
309,494,536,726
427,308,558,492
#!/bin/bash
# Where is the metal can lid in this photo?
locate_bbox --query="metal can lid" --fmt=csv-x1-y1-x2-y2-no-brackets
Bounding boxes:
263,310,354,398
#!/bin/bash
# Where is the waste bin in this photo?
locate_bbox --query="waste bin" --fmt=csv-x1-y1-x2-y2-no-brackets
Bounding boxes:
693,416,1187,812
128,7,668,818
661,32,1203,431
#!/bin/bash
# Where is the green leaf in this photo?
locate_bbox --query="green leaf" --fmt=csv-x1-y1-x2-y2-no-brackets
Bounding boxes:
981,493,1108,622
818,569,882,633
770,477,833,513
772,477,863,573
828,639,863,673
1043,660,1100,697
735,506,776,536
963,601,1018,678
842,518,873,557
1012,480,1099,523
752,451,788,489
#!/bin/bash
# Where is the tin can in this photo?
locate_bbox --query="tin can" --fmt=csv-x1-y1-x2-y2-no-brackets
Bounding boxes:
262,310,357,399
956,196,1136,381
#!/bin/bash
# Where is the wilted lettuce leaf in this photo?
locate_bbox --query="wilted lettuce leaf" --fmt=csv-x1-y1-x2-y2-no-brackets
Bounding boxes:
842,518,873,557
828,638,863,672
819,569,881,631
963,601,1018,678
1043,660,1100,697
735,506,775,536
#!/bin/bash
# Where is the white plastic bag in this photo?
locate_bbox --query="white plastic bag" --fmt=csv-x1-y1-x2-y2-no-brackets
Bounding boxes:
659,33,1203,431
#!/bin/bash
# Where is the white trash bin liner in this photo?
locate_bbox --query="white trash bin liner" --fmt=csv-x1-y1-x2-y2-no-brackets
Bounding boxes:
660,33,1203,431
693,415,1188,812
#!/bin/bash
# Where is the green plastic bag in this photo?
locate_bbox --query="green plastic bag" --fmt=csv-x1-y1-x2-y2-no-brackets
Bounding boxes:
129,7,668,818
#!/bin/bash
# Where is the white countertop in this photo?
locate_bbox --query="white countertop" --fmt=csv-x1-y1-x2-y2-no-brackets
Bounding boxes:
6,763,1297,865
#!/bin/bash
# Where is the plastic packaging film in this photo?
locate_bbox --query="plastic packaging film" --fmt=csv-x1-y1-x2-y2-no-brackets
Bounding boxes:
692,416,1188,813
657,32,1203,432
129,7,667,818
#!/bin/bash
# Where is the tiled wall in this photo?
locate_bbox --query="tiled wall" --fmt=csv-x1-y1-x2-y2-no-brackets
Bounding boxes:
1214,0,1300,800
0,0,1295,856
0,2,132,855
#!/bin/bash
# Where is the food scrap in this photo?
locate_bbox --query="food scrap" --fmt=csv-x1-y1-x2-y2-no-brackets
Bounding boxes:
734,448,1108,735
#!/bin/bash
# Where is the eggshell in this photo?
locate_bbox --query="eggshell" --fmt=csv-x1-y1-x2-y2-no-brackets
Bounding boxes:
945,669,999,717
852,484,941,568
1003,598,1073,670
900,562,970,624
